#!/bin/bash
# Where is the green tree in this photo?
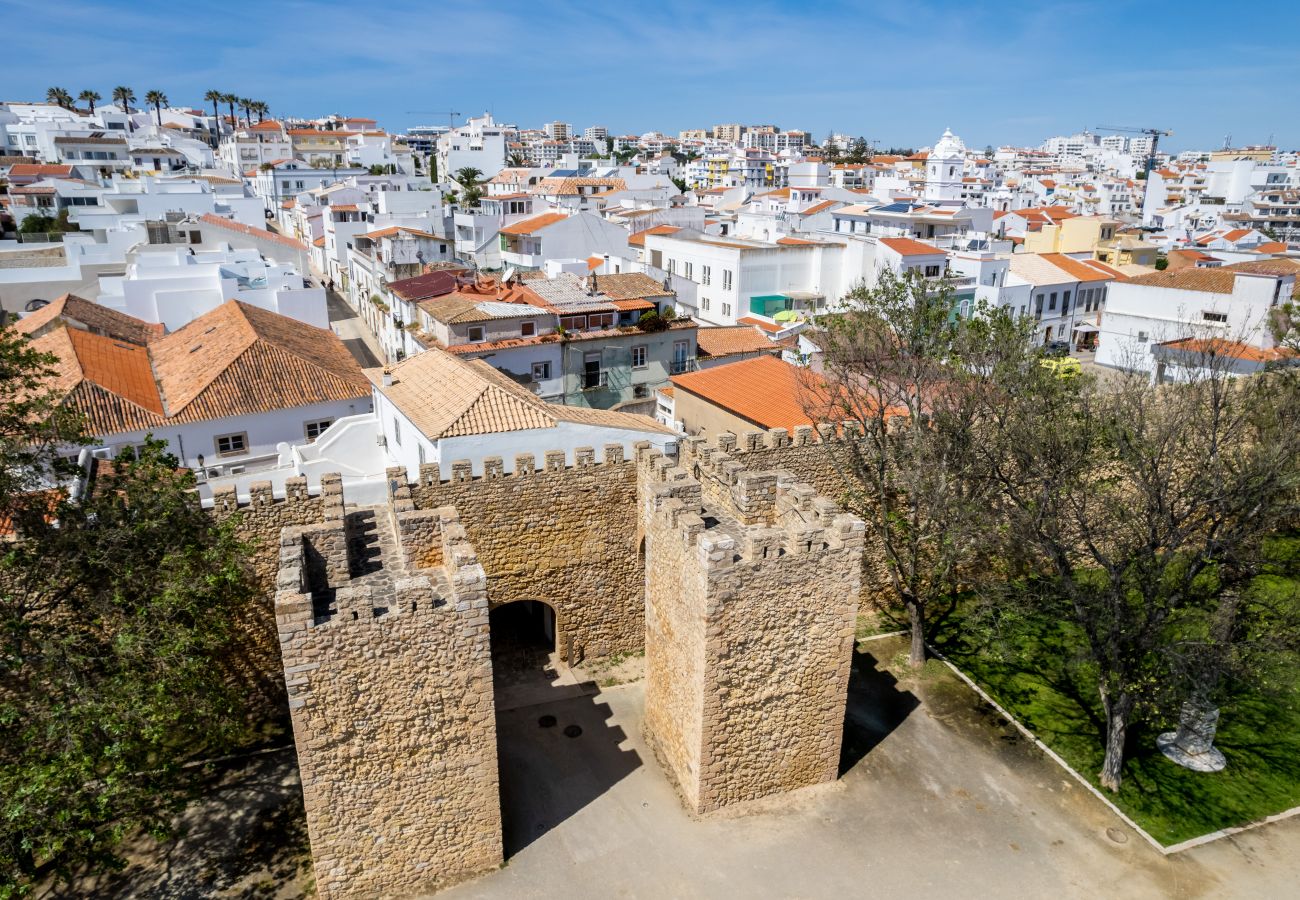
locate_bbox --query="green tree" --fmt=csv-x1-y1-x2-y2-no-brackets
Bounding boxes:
670,176,689,194
77,90,100,114
144,90,167,127
222,93,238,130
111,85,135,113
238,97,253,125
45,87,72,109
813,270,1035,667
0,328,258,893
17,214,57,234
981,344,1300,790
203,89,225,147
453,166,484,206
249,100,268,123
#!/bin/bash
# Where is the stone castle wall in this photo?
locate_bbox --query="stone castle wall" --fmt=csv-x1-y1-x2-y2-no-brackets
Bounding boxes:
639,444,866,814
401,446,643,663
275,505,502,900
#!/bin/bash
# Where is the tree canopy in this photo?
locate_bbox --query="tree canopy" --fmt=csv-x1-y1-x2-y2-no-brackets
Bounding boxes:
0,326,259,894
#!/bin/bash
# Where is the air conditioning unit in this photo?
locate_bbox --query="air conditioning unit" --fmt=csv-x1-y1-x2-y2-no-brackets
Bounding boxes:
227,465,246,475
91,447,113,460
376,434,387,446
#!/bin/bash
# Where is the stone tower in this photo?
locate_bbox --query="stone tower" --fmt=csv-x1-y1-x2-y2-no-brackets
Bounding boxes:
925,127,966,203
275,499,503,899
638,442,866,813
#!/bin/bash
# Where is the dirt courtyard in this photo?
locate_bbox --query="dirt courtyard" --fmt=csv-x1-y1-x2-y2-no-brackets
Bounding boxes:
51,635,1300,899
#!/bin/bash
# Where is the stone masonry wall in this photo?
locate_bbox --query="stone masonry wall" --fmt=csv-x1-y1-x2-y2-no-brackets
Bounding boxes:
402,446,642,663
275,507,502,899
639,445,866,814
216,429,883,696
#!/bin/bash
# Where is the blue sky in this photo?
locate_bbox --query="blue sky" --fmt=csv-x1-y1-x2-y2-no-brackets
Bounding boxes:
5,0,1299,151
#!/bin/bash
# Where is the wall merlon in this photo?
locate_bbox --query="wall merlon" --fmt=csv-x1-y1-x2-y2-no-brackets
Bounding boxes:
483,456,505,479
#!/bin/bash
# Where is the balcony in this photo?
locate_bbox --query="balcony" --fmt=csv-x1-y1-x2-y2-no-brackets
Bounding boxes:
670,357,696,375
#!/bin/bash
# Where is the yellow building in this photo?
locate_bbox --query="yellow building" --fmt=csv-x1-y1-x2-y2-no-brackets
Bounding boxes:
1209,146,1275,163
1023,216,1158,266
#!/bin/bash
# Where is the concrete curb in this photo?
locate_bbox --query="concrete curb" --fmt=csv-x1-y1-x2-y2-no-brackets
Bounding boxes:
923,642,1300,856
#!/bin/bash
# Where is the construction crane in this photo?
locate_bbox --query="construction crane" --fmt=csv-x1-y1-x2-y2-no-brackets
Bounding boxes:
406,110,460,128
1102,124,1175,180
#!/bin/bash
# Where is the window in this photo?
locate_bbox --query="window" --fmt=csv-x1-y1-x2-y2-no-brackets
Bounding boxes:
701,297,710,310
667,258,675,275
722,302,732,317
1049,292,1057,311
1202,311,1228,323
532,361,551,380
702,265,711,285
304,419,334,442
683,262,693,279
418,443,426,466
1061,290,1071,313
1035,294,1045,317
1137,331,1149,343
214,432,247,456
924,265,941,277
521,321,535,337
631,345,647,368
468,325,485,342
722,269,733,290
392,417,402,445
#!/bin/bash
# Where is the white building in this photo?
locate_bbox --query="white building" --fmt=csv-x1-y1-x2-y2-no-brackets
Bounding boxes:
14,296,371,476
96,243,327,331
1097,260,1298,376
436,113,507,180
369,347,675,477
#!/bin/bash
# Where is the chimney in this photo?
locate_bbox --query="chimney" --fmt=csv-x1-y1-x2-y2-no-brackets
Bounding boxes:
382,367,393,387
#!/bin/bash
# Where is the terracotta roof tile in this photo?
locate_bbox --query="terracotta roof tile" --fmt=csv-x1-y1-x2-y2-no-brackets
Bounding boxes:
151,301,368,422
696,326,780,359
879,237,944,257
628,225,681,247
499,212,569,235
374,350,671,439
670,355,826,432
14,294,164,345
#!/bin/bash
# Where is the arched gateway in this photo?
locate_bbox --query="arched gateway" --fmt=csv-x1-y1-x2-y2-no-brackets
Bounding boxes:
270,438,865,899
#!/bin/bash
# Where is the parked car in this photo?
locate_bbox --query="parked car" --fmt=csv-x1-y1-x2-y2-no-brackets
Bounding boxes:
1044,340,1071,356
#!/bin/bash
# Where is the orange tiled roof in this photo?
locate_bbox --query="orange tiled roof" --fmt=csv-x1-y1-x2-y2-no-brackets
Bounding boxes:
879,237,943,257
696,325,780,359
6,163,73,178
798,200,838,216
1256,242,1289,254
14,293,164,345
150,301,369,423
670,354,827,432
776,236,820,246
359,225,449,242
1159,337,1295,364
736,316,783,334
28,327,167,436
628,225,681,247
1040,253,1117,283
499,212,568,235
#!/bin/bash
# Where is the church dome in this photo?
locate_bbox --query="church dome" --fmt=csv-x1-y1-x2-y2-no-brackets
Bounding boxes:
932,127,966,159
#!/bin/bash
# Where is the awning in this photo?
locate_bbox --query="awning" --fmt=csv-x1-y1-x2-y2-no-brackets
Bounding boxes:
1072,323,1099,333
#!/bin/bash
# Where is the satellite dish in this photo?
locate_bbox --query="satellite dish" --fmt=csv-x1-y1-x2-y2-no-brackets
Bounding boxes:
502,266,517,285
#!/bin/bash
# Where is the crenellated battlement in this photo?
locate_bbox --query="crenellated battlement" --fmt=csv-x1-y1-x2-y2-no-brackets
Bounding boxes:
638,442,865,577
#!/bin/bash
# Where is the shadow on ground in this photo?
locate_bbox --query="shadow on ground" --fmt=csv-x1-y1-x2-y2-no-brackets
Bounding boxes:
490,602,642,858
38,748,312,900
839,642,921,776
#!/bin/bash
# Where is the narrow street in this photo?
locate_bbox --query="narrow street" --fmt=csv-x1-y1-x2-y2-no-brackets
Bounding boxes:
324,287,384,369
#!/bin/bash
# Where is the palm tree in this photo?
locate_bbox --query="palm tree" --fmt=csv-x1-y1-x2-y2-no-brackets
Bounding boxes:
222,93,238,130
112,85,135,112
238,98,253,125
78,90,101,114
453,167,484,206
507,151,528,168
144,90,167,127
204,89,225,146
249,100,268,123
45,87,73,108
